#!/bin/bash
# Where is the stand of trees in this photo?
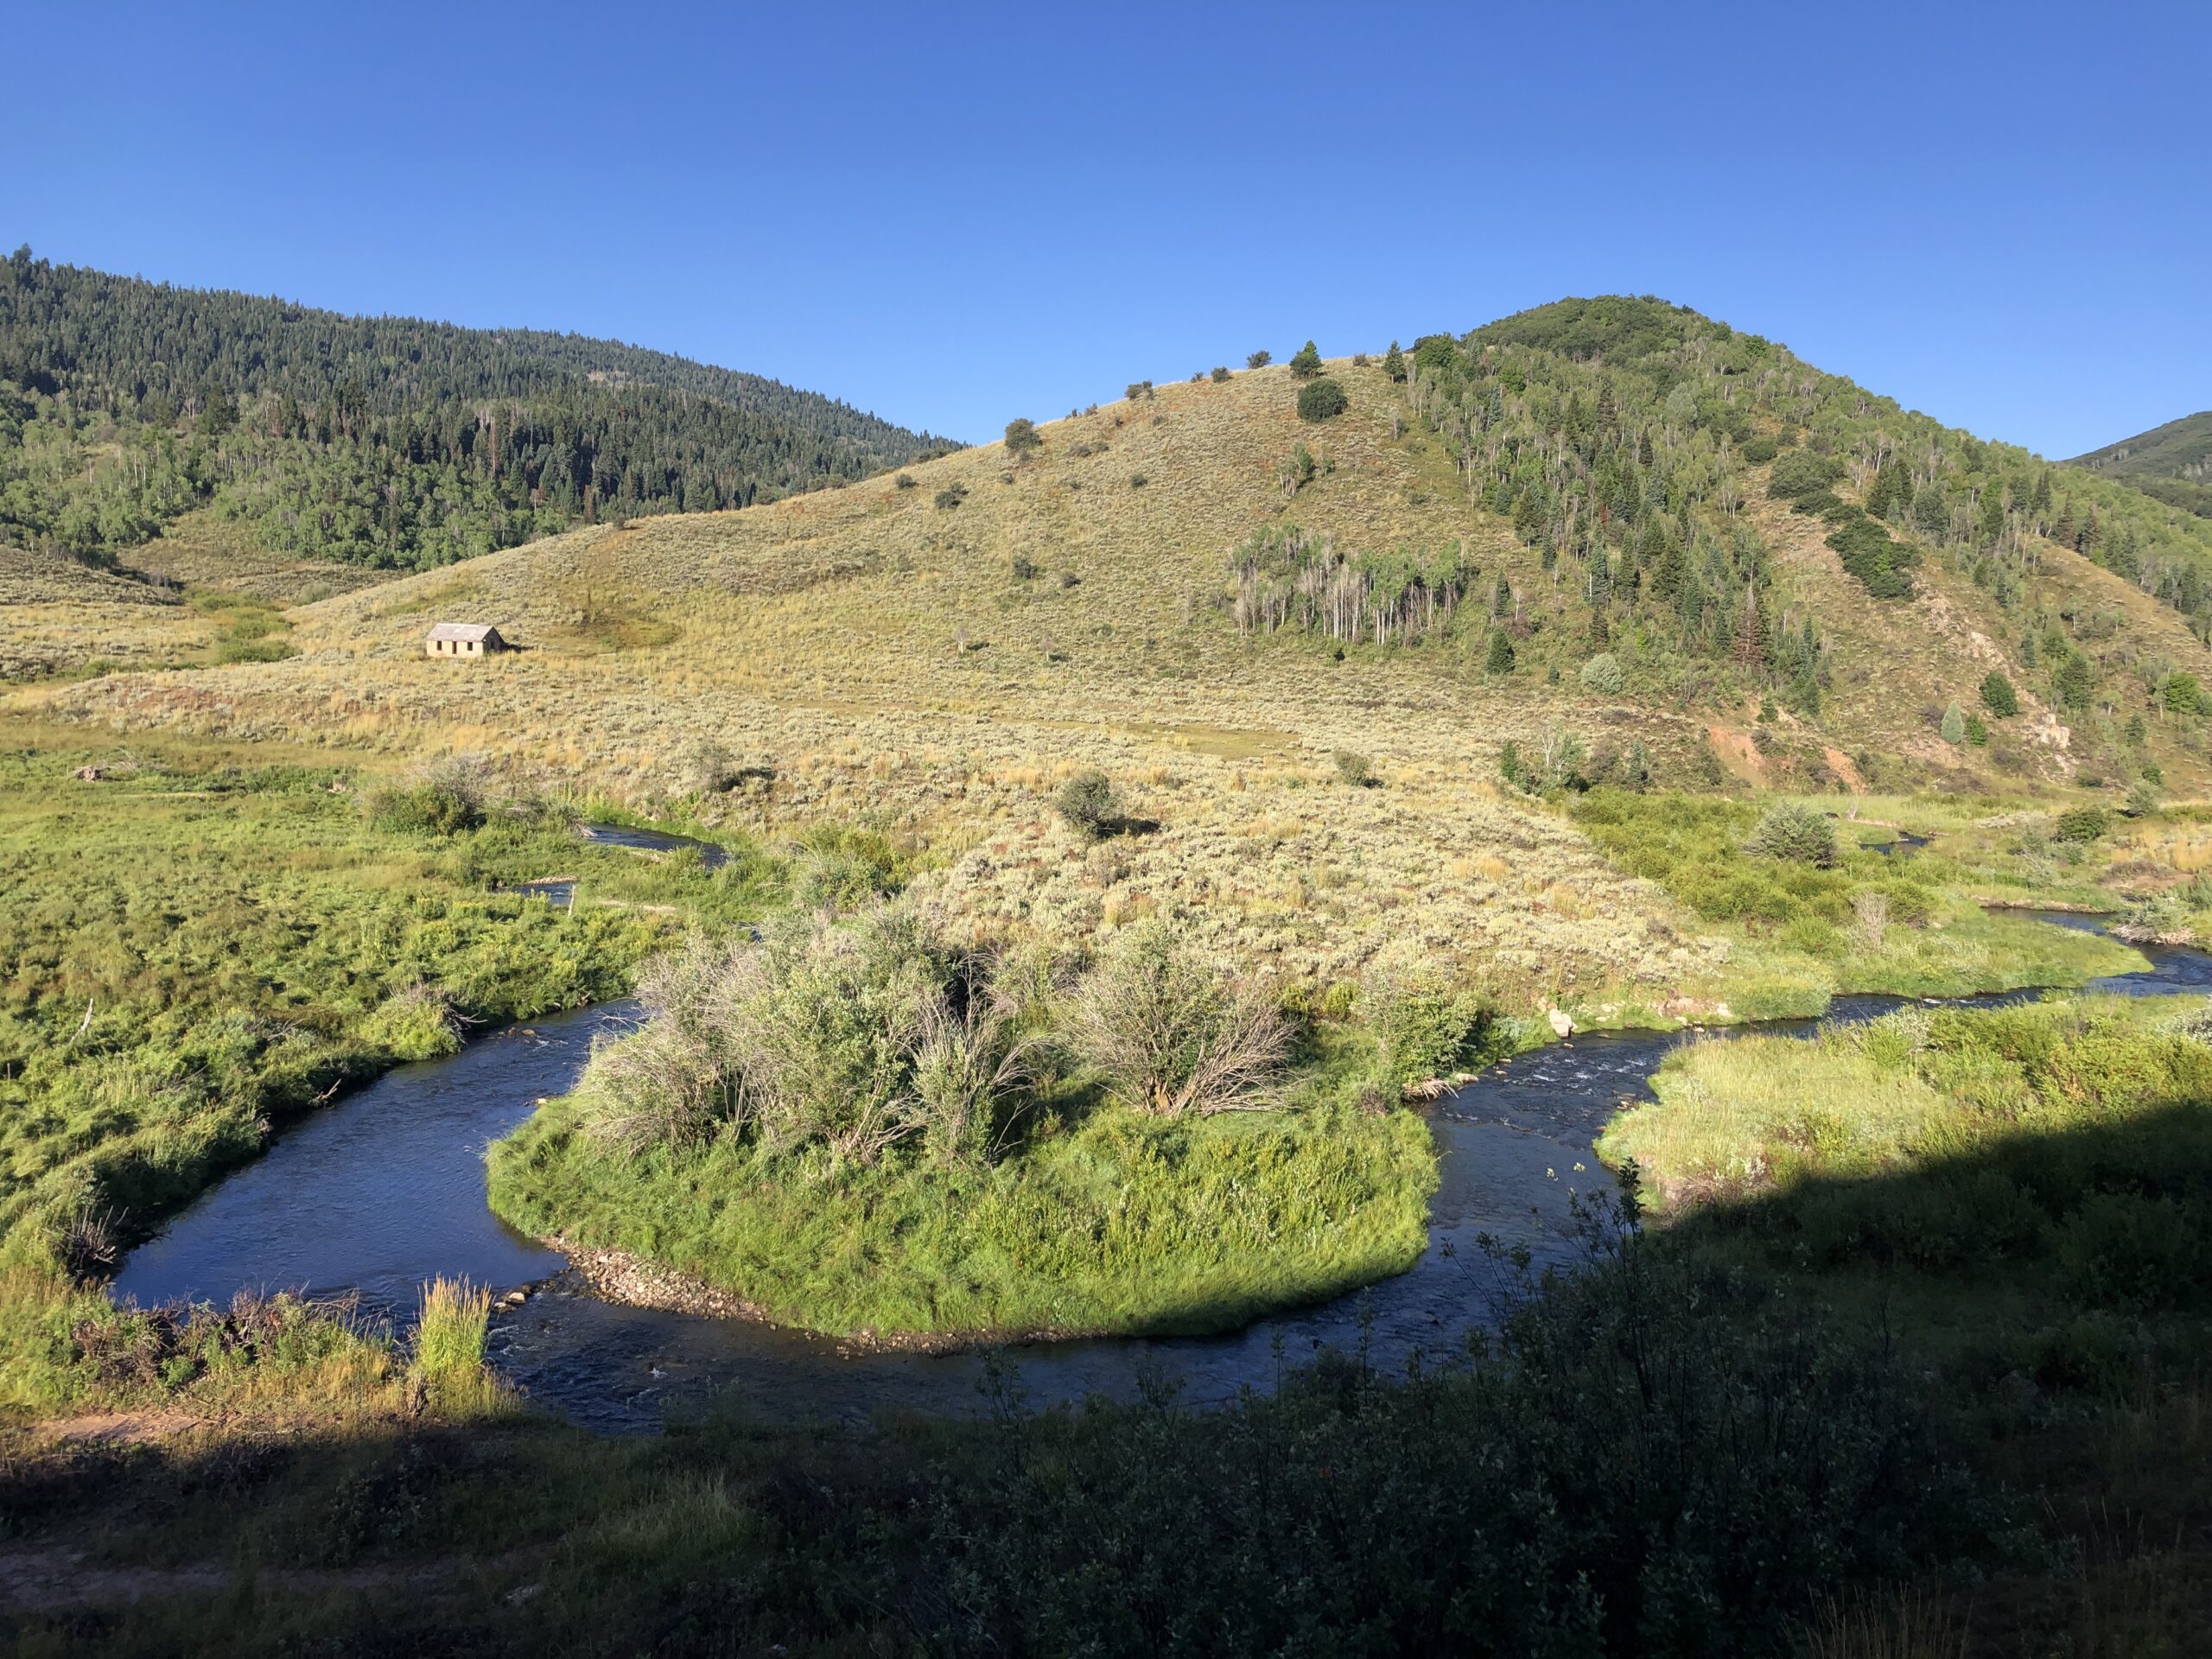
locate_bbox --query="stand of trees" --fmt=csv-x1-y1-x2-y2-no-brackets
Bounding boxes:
0,247,951,570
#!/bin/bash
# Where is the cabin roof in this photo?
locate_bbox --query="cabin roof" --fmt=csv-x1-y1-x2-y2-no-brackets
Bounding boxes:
425,621,499,642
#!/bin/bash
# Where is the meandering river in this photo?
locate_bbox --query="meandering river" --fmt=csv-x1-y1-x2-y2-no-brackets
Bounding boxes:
110,831,2212,1431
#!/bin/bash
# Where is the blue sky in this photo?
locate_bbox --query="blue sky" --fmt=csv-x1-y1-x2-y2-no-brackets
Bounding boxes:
5,2,2203,454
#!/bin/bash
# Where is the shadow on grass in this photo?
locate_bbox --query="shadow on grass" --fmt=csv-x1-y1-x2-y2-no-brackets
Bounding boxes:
14,1105,2212,1656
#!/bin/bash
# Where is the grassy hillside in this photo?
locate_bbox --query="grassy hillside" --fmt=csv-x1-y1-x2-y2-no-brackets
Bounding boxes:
19,305,2209,1023
2069,409,2212,519
0,248,952,573
22,360,1734,1007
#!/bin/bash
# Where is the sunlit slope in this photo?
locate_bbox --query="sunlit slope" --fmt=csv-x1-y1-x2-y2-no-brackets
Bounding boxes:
75,339,2212,794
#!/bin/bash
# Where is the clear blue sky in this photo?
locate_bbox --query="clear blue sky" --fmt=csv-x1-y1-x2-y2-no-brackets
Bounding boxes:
5,2,2203,454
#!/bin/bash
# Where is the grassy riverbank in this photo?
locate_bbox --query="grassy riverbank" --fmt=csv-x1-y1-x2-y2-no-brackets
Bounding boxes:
1596,993,2212,1649
0,727,776,1408
493,1095,1435,1341
1571,788,2148,1020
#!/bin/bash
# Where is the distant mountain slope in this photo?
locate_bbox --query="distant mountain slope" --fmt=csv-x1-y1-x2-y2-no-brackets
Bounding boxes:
2068,411,2212,519
0,246,952,573
52,296,2212,798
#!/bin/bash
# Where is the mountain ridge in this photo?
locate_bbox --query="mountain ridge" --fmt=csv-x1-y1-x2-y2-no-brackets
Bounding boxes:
2067,410,2212,519
0,247,953,573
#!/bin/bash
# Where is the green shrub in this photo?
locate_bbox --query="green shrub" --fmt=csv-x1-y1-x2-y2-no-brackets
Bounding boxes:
1767,449,1845,500
578,906,1020,1166
791,823,906,910
1211,365,1230,384
947,1192,1980,1658
1939,702,1965,744
933,483,967,510
1296,378,1347,422
1365,961,1492,1089
1245,350,1272,369
1980,672,2019,717
1332,749,1376,787
1003,417,1040,458
2163,671,2202,715
1288,340,1323,379
1825,509,1916,599
1747,801,1838,867
365,755,493,836
2053,806,2107,843
1052,770,1122,839
2057,1194,2198,1309
2053,652,2094,709
1579,652,1624,695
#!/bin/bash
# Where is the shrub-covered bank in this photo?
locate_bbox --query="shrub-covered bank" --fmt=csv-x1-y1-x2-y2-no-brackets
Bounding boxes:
489,910,1449,1338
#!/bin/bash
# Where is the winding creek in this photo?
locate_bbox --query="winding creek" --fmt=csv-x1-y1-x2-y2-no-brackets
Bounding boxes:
110,825,2212,1432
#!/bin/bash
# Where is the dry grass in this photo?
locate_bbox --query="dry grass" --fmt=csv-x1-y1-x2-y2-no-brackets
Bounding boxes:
121,510,392,605
13,365,1715,1004
10,362,2183,1007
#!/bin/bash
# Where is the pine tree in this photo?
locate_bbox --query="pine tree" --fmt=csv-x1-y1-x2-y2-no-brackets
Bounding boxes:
1382,340,1405,382
1978,486,2006,545
1484,628,1516,674
1980,671,2019,717
1288,340,1323,379
1732,583,1767,671
1940,702,1966,743
1867,454,1912,519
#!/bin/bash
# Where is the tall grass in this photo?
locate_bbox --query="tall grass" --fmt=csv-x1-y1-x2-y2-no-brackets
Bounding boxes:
1796,1589,1967,1659
412,1276,493,1399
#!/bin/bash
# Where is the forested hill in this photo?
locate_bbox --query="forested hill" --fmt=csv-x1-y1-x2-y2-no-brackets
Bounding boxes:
2069,411,2212,520
0,246,952,571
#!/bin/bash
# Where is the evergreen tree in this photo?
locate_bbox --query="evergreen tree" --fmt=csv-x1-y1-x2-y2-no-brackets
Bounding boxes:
1974,486,2005,545
1940,702,1966,743
1866,454,1911,519
1484,628,1516,674
1288,340,1323,379
1980,671,2019,717
1732,583,1767,671
1382,340,1405,382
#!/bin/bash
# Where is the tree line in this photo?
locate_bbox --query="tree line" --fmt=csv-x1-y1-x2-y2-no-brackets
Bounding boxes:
0,247,951,569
